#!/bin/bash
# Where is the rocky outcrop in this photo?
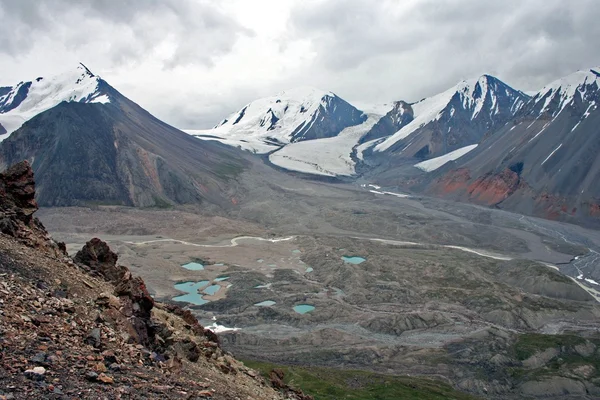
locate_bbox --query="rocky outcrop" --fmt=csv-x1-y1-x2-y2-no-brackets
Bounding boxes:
0,160,65,255
75,238,155,346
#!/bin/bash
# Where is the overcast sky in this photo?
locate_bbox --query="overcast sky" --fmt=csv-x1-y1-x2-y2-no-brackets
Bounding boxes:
1,0,599,128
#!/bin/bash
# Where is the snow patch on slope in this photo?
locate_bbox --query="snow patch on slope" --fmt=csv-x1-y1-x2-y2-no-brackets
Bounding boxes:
186,130,280,154
415,144,478,172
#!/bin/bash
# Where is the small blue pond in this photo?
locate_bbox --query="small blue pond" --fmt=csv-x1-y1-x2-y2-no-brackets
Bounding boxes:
305,267,314,273
255,300,276,307
173,281,209,305
292,250,301,254
257,259,264,263
293,304,315,314
214,276,229,282
181,262,204,271
342,256,366,265
255,283,272,289
203,285,221,296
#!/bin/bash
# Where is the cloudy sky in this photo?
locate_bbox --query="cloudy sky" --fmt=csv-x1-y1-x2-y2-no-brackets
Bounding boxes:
1,0,599,128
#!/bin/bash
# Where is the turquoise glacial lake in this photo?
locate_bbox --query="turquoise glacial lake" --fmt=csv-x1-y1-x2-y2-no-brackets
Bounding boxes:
203,285,221,296
341,256,366,264
181,262,204,271
173,281,209,305
293,304,315,314
255,300,276,307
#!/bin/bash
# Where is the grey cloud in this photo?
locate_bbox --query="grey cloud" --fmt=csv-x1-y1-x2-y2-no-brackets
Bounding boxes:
0,0,251,67
289,0,600,100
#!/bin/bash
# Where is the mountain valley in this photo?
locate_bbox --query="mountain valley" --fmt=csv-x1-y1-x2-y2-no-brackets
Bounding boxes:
1,62,600,399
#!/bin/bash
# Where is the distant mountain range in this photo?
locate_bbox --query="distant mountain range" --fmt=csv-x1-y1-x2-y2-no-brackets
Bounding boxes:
1,63,598,225
190,67,600,226
0,64,248,207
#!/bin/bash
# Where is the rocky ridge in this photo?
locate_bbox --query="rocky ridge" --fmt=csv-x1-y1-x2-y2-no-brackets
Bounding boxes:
0,161,311,399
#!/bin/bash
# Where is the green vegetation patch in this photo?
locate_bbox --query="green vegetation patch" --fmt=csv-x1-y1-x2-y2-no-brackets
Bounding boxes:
513,333,587,361
509,333,600,381
242,359,480,400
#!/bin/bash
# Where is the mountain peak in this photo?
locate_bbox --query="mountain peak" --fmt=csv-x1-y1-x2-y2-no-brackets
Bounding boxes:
533,67,600,116
78,62,96,78
197,86,365,152
0,64,110,139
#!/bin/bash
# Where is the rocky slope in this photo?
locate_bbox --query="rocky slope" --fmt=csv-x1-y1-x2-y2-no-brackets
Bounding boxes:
0,66,249,208
426,67,600,226
0,161,310,399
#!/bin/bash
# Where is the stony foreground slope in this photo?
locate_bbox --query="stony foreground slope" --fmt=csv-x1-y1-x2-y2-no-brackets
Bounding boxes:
0,161,309,400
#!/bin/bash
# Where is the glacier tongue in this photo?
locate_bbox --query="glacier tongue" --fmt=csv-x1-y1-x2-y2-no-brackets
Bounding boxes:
268,113,383,177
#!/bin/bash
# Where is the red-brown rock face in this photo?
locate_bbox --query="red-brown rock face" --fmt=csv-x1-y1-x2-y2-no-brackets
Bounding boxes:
467,168,521,205
434,168,471,194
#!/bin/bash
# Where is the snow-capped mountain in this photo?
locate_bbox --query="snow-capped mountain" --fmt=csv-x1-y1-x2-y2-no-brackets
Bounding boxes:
0,63,110,140
373,75,529,158
428,67,600,226
188,76,528,178
529,67,599,120
187,86,366,153
0,64,249,208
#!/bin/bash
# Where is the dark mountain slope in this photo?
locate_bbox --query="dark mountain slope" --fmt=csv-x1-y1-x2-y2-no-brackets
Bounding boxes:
0,78,249,207
427,68,600,226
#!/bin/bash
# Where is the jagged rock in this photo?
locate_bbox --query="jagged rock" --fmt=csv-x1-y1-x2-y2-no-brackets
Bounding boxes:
75,238,156,346
74,238,125,281
85,371,99,381
0,161,37,214
270,368,286,389
24,366,45,381
84,328,102,348
97,373,114,384
0,161,64,256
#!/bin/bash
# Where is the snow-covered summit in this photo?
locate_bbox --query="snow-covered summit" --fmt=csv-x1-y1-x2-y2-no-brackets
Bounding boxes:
189,86,366,153
532,68,600,116
0,63,110,140
214,86,334,134
374,75,528,153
